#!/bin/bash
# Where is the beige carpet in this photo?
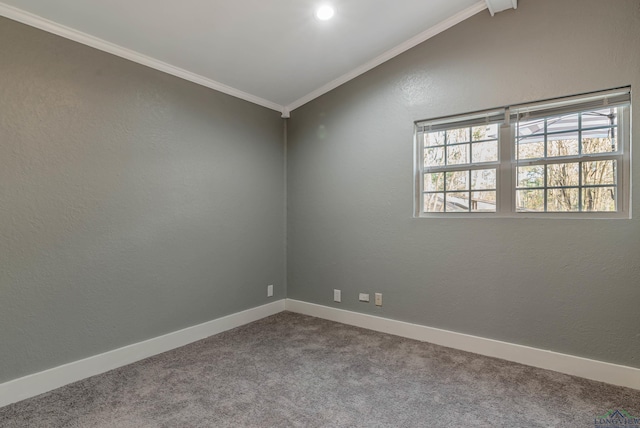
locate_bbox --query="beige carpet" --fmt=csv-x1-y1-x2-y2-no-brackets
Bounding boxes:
1,311,639,427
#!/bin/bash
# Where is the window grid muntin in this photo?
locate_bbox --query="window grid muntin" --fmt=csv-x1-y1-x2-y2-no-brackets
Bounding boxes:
423,167,498,213
515,105,621,213
516,109,620,162
521,125,618,140
421,121,500,213
414,88,630,218
424,126,499,168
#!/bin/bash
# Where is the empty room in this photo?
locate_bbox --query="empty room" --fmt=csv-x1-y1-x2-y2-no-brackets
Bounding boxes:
1,0,639,426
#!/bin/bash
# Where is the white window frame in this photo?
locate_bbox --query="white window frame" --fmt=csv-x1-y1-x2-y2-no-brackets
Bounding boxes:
414,87,631,219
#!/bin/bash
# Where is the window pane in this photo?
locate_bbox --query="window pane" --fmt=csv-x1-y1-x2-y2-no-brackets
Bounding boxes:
582,108,617,128
472,141,498,163
547,163,579,187
583,187,616,212
516,189,544,212
424,147,445,167
517,165,544,188
447,144,470,165
471,169,496,190
446,128,470,144
425,131,445,147
445,192,470,212
517,136,545,160
518,118,545,137
582,160,616,185
547,133,579,157
471,191,496,212
547,113,579,133
424,173,444,192
424,193,444,212
582,128,617,153
547,188,579,212
446,171,469,191
417,95,626,217
472,124,499,141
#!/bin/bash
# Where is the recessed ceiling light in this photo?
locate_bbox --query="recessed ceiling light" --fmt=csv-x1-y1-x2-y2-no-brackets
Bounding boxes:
315,5,335,21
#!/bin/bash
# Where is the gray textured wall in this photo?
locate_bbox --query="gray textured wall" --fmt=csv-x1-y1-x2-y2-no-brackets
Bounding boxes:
2,0,639,386
287,0,640,368
0,17,285,383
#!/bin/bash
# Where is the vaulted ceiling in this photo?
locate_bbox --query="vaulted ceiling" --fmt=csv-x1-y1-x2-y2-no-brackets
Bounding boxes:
0,0,516,116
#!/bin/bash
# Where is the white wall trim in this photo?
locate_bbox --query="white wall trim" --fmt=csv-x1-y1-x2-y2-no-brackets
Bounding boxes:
0,2,285,114
285,299,640,390
4,297,636,409
285,1,488,112
0,1,488,115
0,300,285,408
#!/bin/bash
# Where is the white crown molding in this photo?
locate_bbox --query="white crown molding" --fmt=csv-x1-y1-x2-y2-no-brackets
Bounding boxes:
285,299,640,390
0,300,285,408
0,2,285,114
0,1,491,115
285,1,489,112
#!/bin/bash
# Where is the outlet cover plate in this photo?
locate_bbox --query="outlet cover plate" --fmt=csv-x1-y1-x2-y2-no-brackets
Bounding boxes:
375,293,382,306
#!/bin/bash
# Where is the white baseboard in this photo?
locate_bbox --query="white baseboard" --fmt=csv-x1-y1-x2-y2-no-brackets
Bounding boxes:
285,299,640,390
2,297,637,409
0,299,286,408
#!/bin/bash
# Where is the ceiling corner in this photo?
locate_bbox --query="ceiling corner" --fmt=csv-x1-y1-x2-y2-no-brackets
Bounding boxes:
485,0,517,16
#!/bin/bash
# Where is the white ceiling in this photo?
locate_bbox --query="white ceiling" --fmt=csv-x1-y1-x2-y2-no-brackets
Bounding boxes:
0,0,515,115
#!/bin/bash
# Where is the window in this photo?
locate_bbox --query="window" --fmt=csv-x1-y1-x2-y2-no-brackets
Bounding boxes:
418,110,504,213
414,87,631,218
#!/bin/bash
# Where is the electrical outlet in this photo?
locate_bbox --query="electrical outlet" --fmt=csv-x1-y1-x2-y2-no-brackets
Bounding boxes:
267,284,273,297
334,289,341,302
375,293,382,306
359,293,370,302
